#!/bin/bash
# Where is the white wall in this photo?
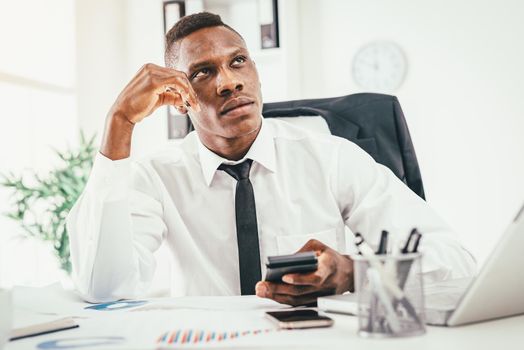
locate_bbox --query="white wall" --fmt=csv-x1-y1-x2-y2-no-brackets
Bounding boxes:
297,0,524,264
76,0,127,140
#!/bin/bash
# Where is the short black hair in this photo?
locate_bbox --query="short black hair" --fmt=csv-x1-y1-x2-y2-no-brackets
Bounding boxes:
164,12,243,67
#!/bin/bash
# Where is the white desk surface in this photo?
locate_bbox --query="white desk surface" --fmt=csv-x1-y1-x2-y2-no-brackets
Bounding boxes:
5,285,524,350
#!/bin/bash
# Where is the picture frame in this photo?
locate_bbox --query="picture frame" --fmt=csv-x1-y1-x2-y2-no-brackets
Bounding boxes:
163,0,185,33
259,0,279,49
163,1,190,139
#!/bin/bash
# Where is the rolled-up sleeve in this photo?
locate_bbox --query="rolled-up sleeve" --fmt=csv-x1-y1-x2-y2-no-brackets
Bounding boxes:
67,153,166,303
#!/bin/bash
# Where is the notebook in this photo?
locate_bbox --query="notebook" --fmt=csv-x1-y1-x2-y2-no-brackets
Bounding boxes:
9,317,78,341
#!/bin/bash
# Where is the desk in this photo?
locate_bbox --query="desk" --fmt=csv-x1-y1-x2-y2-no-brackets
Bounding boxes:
6,285,524,350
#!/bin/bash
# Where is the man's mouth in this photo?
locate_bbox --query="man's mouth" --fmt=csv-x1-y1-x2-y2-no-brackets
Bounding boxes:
220,97,255,115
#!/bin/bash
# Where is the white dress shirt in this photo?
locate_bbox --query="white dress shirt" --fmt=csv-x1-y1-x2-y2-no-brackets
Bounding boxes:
67,118,475,302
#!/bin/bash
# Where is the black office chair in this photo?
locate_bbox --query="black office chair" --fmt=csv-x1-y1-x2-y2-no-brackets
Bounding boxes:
262,93,425,200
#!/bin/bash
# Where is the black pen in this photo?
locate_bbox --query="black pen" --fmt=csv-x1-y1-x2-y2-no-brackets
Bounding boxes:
397,228,423,292
401,228,422,254
376,230,389,255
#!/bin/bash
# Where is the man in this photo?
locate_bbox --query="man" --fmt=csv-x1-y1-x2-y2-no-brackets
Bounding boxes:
67,12,475,305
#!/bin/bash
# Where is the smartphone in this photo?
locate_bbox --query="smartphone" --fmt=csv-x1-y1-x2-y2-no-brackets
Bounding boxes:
265,309,334,329
265,251,318,282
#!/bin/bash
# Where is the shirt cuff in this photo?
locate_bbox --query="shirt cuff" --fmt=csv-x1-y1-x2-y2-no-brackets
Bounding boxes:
84,152,132,201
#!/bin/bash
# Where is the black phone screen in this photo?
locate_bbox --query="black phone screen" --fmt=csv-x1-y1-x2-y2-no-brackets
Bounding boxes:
266,310,331,322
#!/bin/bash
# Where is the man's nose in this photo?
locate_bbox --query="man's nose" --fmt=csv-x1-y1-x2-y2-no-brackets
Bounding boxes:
216,70,243,96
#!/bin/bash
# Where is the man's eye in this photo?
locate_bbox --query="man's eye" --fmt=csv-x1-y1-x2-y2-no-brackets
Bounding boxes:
232,56,246,66
192,68,210,79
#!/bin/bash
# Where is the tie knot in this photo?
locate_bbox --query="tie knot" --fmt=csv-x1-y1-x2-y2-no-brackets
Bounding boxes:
218,159,253,181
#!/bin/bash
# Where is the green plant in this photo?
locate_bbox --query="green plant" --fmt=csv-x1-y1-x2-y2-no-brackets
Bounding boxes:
1,133,96,274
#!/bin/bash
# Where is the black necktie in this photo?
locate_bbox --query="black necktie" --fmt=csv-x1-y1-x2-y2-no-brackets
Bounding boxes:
218,159,261,295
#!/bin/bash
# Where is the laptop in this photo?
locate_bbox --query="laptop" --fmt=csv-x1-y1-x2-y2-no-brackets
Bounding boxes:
318,202,524,326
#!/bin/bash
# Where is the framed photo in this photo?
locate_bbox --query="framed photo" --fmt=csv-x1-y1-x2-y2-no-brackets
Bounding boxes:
259,0,279,49
163,1,190,139
163,1,186,33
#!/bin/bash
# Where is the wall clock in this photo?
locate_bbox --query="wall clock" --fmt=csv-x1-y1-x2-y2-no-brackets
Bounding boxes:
352,41,407,92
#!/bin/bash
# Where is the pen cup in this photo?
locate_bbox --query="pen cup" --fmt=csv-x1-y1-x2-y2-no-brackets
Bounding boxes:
0,289,12,349
353,253,425,338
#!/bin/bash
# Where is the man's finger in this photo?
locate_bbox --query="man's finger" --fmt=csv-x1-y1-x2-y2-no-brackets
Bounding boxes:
150,72,199,112
269,293,318,307
270,289,337,307
281,271,323,286
158,91,189,114
295,239,328,254
159,75,200,112
282,254,334,286
159,91,180,106
261,281,318,297
152,65,200,112
163,85,199,112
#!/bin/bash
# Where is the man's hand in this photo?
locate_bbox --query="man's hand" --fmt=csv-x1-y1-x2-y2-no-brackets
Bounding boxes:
255,239,354,306
110,63,199,124
101,63,200,160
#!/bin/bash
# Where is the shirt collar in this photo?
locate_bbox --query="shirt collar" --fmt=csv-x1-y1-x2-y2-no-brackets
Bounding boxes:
197,117,276,186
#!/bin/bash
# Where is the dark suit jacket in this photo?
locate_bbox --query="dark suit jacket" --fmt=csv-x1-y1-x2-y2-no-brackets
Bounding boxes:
262,93,425,200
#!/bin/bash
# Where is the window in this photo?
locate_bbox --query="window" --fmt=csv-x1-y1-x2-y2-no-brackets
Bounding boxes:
0,0,77,288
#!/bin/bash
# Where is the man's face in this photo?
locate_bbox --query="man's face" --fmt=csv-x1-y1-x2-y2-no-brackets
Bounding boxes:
172,26,263,142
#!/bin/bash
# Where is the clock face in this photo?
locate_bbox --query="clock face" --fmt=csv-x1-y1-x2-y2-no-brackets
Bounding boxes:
352,41,407,92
